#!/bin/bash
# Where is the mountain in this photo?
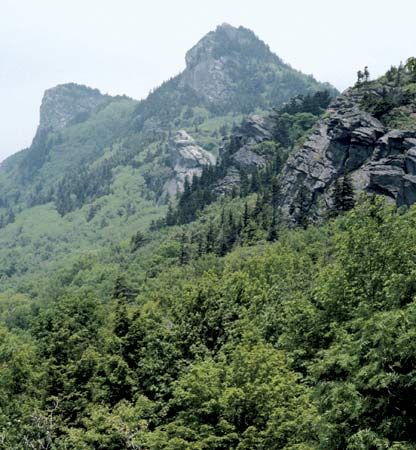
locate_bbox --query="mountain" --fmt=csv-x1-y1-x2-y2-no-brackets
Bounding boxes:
178,23,336,112
2,26,416,448
0,24,335,284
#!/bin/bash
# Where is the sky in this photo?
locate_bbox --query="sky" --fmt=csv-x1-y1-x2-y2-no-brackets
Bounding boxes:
1,0,415,162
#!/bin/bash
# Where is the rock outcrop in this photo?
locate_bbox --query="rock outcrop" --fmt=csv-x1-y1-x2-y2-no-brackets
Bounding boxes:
230,114,275,170
214,114,276,194
278,88,416,222
162,130,215,198
39,83,110,132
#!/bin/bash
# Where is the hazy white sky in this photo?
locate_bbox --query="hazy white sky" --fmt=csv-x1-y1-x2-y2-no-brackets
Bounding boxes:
1,0,415,161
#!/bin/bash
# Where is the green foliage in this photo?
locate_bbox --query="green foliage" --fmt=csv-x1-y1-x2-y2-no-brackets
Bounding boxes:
1,196,416,447
3,55,416,449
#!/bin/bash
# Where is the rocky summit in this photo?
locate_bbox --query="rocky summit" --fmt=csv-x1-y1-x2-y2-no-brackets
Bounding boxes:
39,83,111,132
178,23,335,113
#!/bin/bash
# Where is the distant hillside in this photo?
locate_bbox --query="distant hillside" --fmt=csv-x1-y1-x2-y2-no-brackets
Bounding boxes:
0,24,335,283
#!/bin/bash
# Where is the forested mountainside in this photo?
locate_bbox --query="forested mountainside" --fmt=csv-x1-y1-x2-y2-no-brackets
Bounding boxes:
2,22,416,449
0,24,334,285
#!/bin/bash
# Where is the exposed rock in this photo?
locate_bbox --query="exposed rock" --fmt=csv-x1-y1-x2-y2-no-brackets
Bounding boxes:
278,87,416,222
232,147,266,170
39,83,110,132
214,113,276,192
179,24,263,104
214,168,241,195
230,114,275,169
162,130,215,198
178,24,335,109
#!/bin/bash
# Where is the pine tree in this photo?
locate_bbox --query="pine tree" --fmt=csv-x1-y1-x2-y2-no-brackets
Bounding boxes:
196,233,205,258
294,188,309,229
179,230,189,265
166,202,176,226
242,202,250,228
240,172,250,197
253,194,263,223
271,177,280,208
112,276,132,338
331,174,355,215
205,221,216,254
364,66,370,82
131,230,146,252
250,172,261,193
267,210,279,242
331,178,344,214
241,219,257,246
227,210,238,249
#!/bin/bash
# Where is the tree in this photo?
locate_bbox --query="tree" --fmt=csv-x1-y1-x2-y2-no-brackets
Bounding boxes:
271,176,280,208
165,202,176,226
205,221,216,253
405,56,416,80
363,66,370,82
178,229,189,265
356,70,364,86
130,230,147,252
331,174,355,215
242,202,250,228
267,210,279,242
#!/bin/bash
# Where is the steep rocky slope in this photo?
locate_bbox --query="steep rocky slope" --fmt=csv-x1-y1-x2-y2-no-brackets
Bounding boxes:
278,70,416,222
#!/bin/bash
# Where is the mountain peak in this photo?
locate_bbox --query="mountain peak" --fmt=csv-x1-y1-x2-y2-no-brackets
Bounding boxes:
39,83,109,131
184,24,273,70
179,24,332,109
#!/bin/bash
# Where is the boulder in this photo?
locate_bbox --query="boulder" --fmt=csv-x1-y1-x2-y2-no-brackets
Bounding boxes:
162,130,215,198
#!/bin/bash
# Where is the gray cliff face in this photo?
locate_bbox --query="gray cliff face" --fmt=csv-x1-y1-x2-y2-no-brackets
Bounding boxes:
39,83,109,132
162,130,215,198
215,114,276,194
230,114,275,170
278,89,416,222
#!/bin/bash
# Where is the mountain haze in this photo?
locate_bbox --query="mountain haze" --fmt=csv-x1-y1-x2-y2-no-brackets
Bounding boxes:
0,24,335,284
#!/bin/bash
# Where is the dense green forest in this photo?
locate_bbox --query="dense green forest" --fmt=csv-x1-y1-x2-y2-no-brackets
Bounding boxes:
2,194,416,449
2,23,416,448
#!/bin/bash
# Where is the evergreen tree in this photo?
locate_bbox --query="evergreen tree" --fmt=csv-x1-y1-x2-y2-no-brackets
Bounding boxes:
267,210,279,242
179,230,189,265
364,66,370,82
166,202,176,226
240,172,250,197
242,201,250,228
331,174,355,215
205,221,216,253
226,210,238,249
356,70,364,86
271,177,280,208
130,230,147,252
250,171,261,192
